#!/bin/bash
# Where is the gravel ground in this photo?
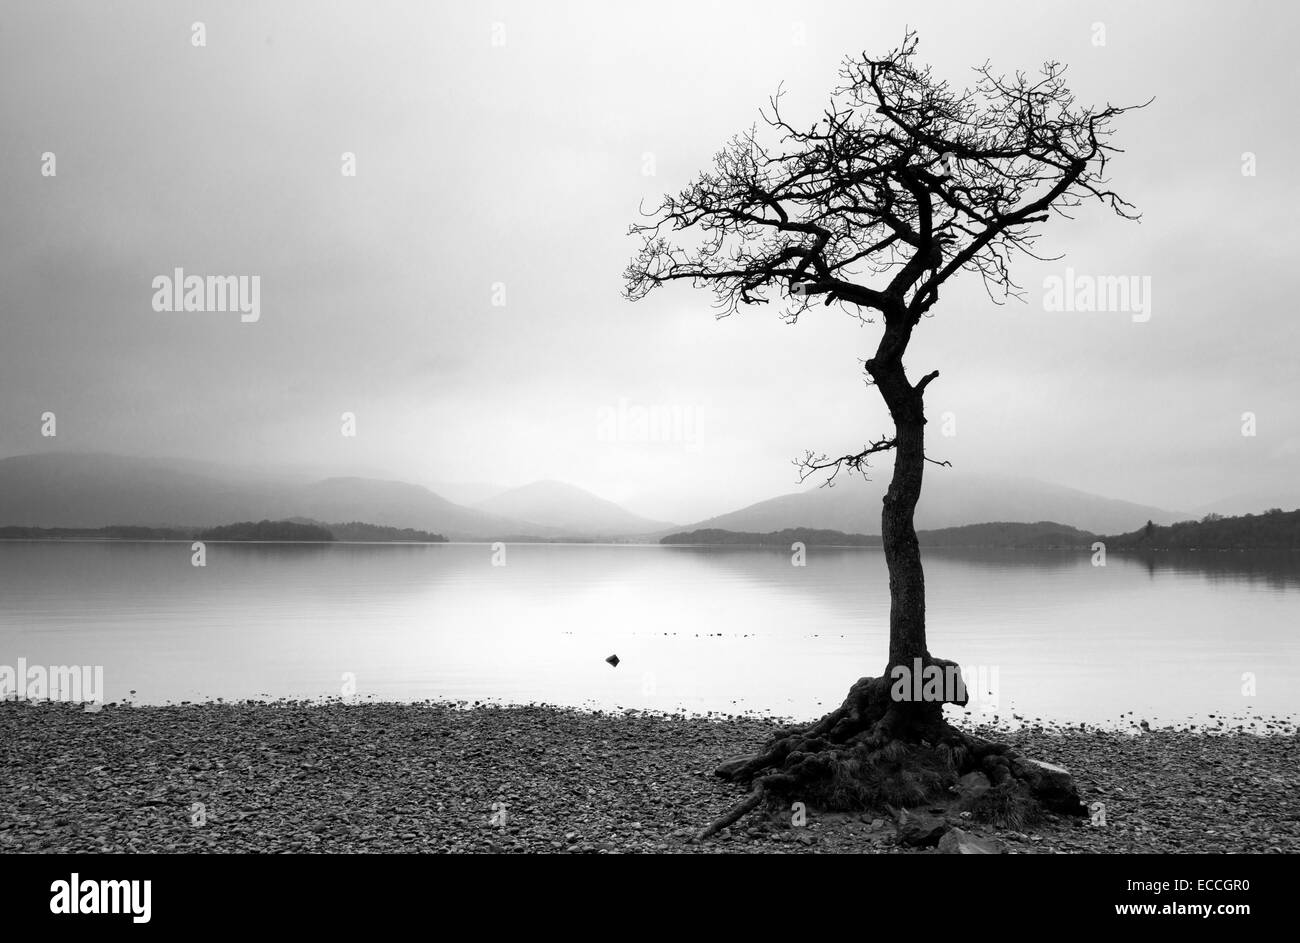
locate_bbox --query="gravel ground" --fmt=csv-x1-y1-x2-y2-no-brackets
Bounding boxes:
1,700,1296,853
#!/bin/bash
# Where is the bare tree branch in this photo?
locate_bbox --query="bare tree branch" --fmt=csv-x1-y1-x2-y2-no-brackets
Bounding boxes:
624,30,1144,471
795,436,897,486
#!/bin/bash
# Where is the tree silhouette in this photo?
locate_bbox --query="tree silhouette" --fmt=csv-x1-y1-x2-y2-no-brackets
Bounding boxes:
625,32,1147,837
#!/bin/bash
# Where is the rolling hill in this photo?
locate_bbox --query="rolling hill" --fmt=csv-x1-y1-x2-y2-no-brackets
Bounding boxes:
0,454,530,539
680,472,1183,536
0,454,667,540
291,477,528,539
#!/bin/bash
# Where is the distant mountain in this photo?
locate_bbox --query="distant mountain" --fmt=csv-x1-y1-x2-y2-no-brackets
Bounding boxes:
3,453,1229,542
1192,491,1300,519
473,480,674,536
428,481,508,507
0,453,296,528
291,477,530,539
0,454,533,539
0,454,660,540
683,472,1184,536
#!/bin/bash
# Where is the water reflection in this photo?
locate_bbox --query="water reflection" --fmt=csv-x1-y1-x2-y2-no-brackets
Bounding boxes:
0,541,1296,726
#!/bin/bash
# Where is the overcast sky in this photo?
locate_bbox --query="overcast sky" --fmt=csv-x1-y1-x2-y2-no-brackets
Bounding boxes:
2,0,1296,523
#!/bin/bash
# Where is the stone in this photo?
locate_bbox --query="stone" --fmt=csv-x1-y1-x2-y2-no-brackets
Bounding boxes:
938,827,1006,855
895,809,951,847
952,771,991,802
1011,757,1086,815
605,654,620,667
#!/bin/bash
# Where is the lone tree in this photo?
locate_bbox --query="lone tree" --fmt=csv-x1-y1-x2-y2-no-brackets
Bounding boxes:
624,33,1145,837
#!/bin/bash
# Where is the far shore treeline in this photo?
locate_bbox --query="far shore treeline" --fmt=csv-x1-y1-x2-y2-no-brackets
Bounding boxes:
0,520,448,543
1,508,1298,550
659,509,1300,551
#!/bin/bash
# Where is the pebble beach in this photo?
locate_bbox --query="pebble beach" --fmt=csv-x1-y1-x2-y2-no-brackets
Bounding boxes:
2,700,1296,854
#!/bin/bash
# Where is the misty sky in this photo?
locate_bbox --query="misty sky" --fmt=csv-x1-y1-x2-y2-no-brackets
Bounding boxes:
2,0,1296,523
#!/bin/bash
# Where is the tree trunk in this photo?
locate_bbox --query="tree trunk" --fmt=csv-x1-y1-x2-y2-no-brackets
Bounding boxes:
883,415,928,670
697,326,1087,840
869,353,950,736
864,333,936,679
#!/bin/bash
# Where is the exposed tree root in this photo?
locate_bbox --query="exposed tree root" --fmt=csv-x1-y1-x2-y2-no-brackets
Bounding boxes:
694,783,767,842
699,662,1086,841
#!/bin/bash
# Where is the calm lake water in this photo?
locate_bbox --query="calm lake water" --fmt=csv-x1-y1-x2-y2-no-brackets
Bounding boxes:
1,542,1297,727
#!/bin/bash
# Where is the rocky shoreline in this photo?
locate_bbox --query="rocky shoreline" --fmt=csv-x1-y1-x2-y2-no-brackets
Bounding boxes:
1,700,1295,853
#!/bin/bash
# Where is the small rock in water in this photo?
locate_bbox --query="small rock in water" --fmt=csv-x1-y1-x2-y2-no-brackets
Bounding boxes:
605,654,620,667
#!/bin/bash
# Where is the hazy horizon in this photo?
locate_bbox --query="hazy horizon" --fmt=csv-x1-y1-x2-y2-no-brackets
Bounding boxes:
4,1,1297,524
0,447,1268,535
